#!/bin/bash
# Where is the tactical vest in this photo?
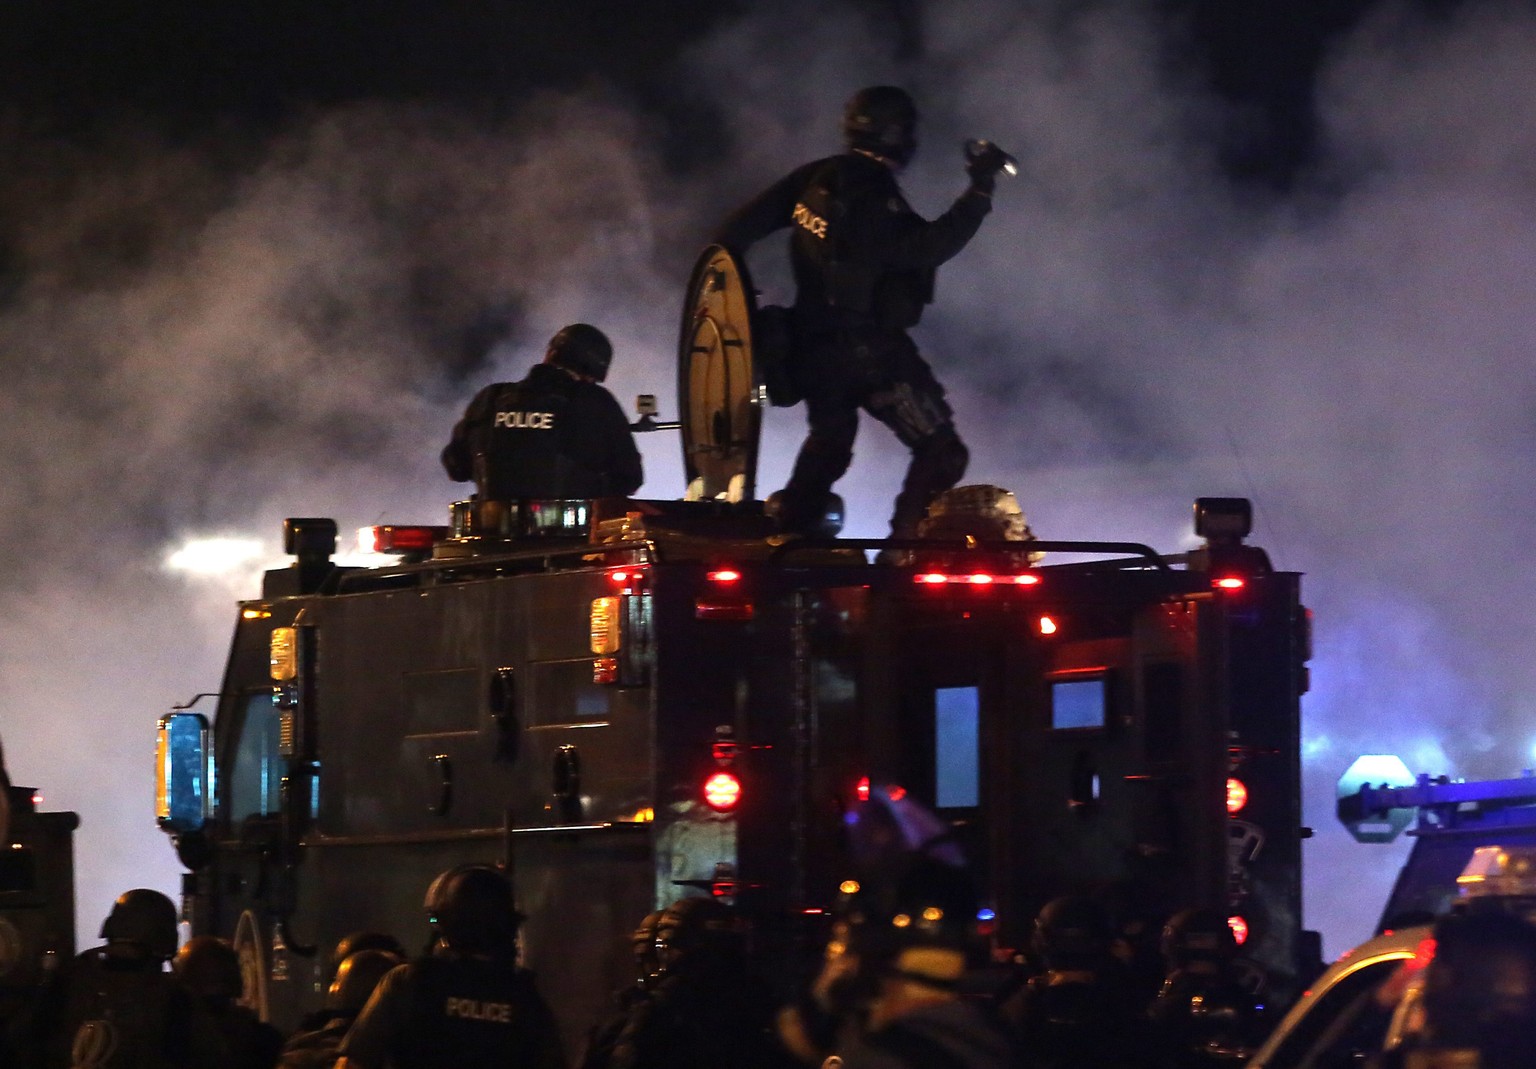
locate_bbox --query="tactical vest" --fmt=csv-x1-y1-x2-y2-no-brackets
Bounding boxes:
792,157,937,331
401,957,550,1068
53,953,187,1069
477,378,575,501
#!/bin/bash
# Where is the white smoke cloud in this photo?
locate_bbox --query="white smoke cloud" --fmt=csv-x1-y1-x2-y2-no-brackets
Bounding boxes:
5,0,1536,962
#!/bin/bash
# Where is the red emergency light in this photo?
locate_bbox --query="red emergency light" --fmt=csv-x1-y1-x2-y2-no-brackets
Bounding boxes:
914,572,1040,587
856,776,871,802
1226,777,1248,815
608,567,649,589
703,772,742,811
358,525,444,555
1228,915,1249,945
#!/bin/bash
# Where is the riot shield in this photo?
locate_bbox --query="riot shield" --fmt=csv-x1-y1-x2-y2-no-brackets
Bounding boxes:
677,245,790,503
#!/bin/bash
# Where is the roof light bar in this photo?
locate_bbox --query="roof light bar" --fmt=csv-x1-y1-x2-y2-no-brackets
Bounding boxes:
357,525,444,555
914,572,1040,587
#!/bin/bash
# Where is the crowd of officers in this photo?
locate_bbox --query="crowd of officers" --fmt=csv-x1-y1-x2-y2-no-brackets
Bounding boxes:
0,855,1284,1069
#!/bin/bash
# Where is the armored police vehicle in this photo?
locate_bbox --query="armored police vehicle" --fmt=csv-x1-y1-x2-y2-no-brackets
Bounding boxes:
153,248,1314,1049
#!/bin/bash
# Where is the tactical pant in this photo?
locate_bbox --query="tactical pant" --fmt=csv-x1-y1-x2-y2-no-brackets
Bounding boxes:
778,327,968,538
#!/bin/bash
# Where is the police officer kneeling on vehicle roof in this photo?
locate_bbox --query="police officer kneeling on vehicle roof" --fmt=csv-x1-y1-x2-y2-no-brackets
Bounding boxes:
441,323,644,512
712,86,1010,541
334,864,564,1069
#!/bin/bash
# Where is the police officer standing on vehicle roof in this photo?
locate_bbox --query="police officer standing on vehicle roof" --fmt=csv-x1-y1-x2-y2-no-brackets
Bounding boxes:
335,864,564,1069
441,323,644,507
712,86,1011,541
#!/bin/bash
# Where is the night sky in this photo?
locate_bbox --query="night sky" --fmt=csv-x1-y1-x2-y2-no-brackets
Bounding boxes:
1,0,1528,959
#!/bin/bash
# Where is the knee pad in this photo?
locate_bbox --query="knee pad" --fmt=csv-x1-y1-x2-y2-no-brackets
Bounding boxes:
916,428,969,489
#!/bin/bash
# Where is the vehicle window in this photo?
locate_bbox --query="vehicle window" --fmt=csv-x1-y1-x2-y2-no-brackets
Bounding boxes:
1266,958,1405,1069
1051,676,1105,729
935,686,979,807
227,691,283,822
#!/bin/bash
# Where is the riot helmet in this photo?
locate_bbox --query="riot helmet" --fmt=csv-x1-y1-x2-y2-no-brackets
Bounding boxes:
544,322,614,382
1032,895,1113,970
173,935,243,1003
837,855,979,987
1160,907,1237,971
99,888,179,962
423,863,524,955
328,948,403,1014
843,86,919,168
654,896,742,974
332,929,406,971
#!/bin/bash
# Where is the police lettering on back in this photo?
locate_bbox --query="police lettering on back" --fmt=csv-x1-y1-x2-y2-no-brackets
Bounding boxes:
493,410,554,431
445,995,513,1023
792,201,828,239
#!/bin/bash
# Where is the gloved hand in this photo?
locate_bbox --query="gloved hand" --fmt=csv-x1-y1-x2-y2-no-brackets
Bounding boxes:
964,139,1014,195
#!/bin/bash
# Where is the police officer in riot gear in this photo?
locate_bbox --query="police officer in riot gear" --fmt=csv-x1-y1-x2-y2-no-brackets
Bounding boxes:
335,864,563,1069
173,935,283,1069
441,323,644,514
279,948,403,1069
801,856,1012,1069
1146,908,1264,1068
1001,896,1150,1069
712,86,1011,542
577,910,665,1069
1372,910,1536,1069
598,897,789,1069
12,887,229,1069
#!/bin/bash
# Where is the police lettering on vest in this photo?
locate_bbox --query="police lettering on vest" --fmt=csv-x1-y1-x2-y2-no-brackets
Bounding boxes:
793,201,829,239
445,996,514,1023
493,410,555,430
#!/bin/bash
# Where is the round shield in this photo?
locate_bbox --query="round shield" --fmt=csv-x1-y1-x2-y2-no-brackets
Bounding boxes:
677,244,765,502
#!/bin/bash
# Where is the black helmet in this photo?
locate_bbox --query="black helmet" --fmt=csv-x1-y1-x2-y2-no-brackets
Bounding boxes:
545,323,613,382
1032,895,1113,968
1160,907,1236,969
99,888,179,962
332,929,406,970
838,856,978,986
843,86,918,167
328,947,403,1014
173,935,243,1002
655,897,742,973
423,864,523,954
